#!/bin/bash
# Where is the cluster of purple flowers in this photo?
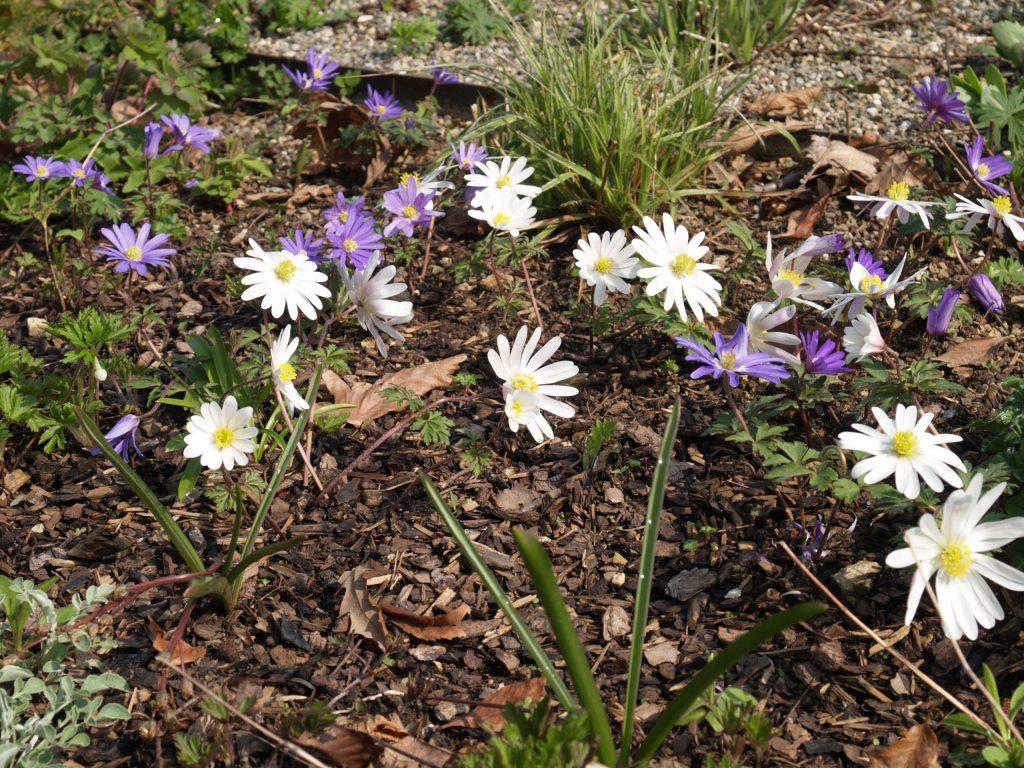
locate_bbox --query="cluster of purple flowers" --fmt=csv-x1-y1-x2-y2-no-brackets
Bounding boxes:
143,114,221,159
382,177,443,237
12,155,112,193
321,192,383,270
283,48,341,93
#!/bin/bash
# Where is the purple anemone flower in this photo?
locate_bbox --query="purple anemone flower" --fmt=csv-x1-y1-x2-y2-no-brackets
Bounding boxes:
144,122,164,159
280,228,325,263
431,67,459,85
968,273,1004,314
363,86,403,123
97,222,176,276
382,178,443,237
13,155,63,182
675,323,791,388
911,77,968,124
800,330,850,376
324,193,368,231
326,212,384,270
160,114,220,155
845,247,888,280
964,134,1013,196
926,288,960,335
90,414,143,461
454,140,488,173
91,170,115,196
59,158,102,188
283,48,341,93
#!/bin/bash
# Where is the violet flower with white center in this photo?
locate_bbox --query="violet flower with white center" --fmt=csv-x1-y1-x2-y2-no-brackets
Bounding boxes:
144,122,164,159
160,114,220,154
453,140,488,174
363,86,403,123
745,300,800,365
911,77,968,124
97,222,176,276
947,194,1024,242
382,178,443,237
847,182,938,228
90,414,143,460
764,232,845,307
842,313,888,363
844,247,888,280
432,67,459,84
964,134,1012,196
968,273,1005,314
283,48,340,92
800,330,850,376
326,211,384,270
823,255,922,322
926,288,960,336
340,252,413,358
12,155,63,182
675,324,791,388
280,229,325,263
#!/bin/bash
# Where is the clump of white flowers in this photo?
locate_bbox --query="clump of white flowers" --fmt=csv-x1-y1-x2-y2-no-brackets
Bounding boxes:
573,230,639,307
465,156,541,238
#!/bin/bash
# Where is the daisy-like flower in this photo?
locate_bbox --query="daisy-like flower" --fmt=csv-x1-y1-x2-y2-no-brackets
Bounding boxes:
573,230,639,306
467,188,537,237
90,414,143,461
746,300,800,365
326,210,384,269
764,233,845,308
182,396,257,471
270,325,309,413
280,229,325,263
504,389,553,444
466,156,541,203
963,134,1012,196
453,140,488,174
911,77,969,124
324,193,368,230
160,114,220,155
946,194,1024,242
283,48,340,92
926,288,960,336
144,122,164,159
886,475,1024,640
800,330,850,376
59,158,102,187
363,86,403,122
340,252,413,357
842,312,888,363
676,323,791,388
487,326,579,435
631,213,722,322
845,247,888,280
235,239,332,321
824,255,922,322
431,67,459,84
838,404,965,500
382,178,443,237
97,222,176,276
13,155,63,182
848,182,938,228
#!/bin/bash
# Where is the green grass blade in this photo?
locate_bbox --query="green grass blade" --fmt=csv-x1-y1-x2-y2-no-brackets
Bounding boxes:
227,537,303,582
513,529,616,767
419,473,575,710
618,399,680,766
635,602,827,764
73,406,205,573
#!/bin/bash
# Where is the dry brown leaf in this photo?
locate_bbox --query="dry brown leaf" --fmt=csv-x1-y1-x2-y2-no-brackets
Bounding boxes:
444,678,547,731
380,603,471,641
366,716,449,768
866,724,940,768
150,619,206,665
322,354,467,428
296,725,382,768
747,86,822,117
806,135,880,179
865,151,939,196
723,120,816,157
334,567,387,649
935,336,1011,368
784,193,830,240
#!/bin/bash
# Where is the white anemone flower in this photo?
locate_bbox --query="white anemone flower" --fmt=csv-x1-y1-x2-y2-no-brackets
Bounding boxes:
838,404,965,500
466,156,541,203
235,239,332,321
488,326,578,436
842,313,888,363
823,255,922,322
745,300,800,364
504,389,552,444
182,395,258,471
468,188,536,237
847,181,938,228
270,325,309,413
763,233,844,308
886,475,1024,640
573,230,639,306
340,252,413,358
946,194,1024,242
631,213,722,322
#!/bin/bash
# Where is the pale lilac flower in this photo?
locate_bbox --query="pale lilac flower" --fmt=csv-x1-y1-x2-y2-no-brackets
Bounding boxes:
283,48,341,92
432,67,459,84
382,178,442,237
13,155,63,182
454,140,488,173
968,274,1004,314
801,330,849,376
280,229,325,263
363,87,403,123
964,134,1012,196
326,212,384,269
676,324,790,388
97,222,176,276
144,122,164,159
160,114,220,154
91,414,143,460
324,194,368,230
911,77,968,124
926,289,960,335
59,158,102,188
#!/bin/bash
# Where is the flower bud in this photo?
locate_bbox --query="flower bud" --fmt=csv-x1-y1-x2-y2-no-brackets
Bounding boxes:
93,357,108,382
926,288,960,335
968,274,1004,314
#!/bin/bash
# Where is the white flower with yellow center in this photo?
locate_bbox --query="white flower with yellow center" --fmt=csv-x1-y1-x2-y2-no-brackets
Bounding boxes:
488,326,578,438
504,389,553,444
631,213,721,322
340,252,413,358
573,230,639,306
847,181,939,228
270,325,308,413
838,404,965,500
763,233,844,307
465,156,541,205
886,475,1024,640
946,194,1024,242
823,255,922,322
235,239,332,321
467,188,537,237
745,300,799,364
841,312,888,363
182,395,258,471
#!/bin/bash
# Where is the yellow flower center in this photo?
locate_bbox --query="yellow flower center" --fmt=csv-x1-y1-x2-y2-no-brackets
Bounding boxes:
338,210,350,223
36,165,49,178
720,352,737,370
940,542,973,579
493,212,511,227
511,400,525,418
213,427,235,449
510,372,538,392
778,268,804,286
73,168,86,179
402,204,418,219
125,245,143,262
495,174,512,189
274,259,297,282
976,163,991,180
859,274,884,294
892,430,918,458
376,105,386,114
993,196,1013,216
313,67,323,78
401,172,418,185
594,256,613,274
278,362,297,383
343,238,358,253
671,253,697,278
886,181,910,201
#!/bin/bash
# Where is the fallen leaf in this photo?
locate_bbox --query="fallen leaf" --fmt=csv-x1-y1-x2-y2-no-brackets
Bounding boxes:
150,619,206,665
806,135,879,179
643,641,679,667
296,725,382,768
935,336,1011,368
865,151,939,196
666,568,716,601
747,86,822,117
334,567,387,649
322,354,467,428
445,678,546,731
784,192,830,240
602,605,631,640
367,716,449,767
379,603,471,641
866,724,940,768
723,120,816,157
493,486,542,522
3,469,30,495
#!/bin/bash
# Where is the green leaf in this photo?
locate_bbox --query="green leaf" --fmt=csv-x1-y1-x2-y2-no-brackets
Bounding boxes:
942,712,989,735
97,702,132,721
177,458,203,501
